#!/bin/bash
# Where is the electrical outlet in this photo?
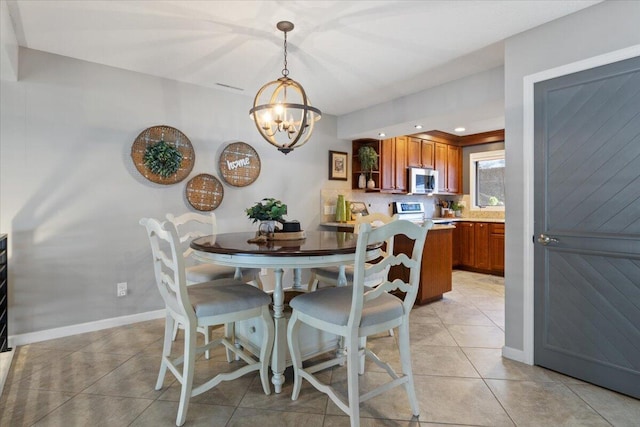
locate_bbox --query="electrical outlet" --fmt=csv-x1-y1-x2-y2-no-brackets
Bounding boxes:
260,268,268,276
116,282,127,297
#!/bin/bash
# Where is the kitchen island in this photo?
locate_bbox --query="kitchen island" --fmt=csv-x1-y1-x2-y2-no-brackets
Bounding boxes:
320,222,454,304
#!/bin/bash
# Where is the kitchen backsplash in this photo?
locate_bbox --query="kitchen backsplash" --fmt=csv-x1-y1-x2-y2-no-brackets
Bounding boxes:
320,189,439,222
458,194,505,219
320,190,504,222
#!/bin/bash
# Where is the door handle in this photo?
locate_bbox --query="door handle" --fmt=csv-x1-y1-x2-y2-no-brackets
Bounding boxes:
537,234,559,245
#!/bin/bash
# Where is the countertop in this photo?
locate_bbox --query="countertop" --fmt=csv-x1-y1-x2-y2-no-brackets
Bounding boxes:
321,222,456,230
429,217,505,224
322,218,504,227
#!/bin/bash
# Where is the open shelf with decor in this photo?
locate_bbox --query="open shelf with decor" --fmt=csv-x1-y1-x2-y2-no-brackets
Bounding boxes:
352,139,381,190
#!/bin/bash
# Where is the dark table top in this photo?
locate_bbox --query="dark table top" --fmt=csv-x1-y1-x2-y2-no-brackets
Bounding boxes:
191,230,372,257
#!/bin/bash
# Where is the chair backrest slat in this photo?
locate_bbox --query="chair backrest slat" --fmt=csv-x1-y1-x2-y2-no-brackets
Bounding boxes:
349,220,431,330
140,217,195,323
166,212,218,259
354,213,398,280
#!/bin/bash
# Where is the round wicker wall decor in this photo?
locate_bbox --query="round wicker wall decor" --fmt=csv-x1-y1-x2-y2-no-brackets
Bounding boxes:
185,174,224,211
219,142,261,187
131,125,194,184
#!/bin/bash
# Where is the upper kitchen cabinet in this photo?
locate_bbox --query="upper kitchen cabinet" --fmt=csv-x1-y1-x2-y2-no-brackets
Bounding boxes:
407,137,435,169
434,142,461,194
351,137,407,192
446,145,461,194
352,139,381,190
380,136,407,193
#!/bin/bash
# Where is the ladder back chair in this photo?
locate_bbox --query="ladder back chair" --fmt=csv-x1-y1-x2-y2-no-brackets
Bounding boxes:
287,219,432,427
308,212,398,290
166,212,263,359
166,212,262,287
140,218,274,426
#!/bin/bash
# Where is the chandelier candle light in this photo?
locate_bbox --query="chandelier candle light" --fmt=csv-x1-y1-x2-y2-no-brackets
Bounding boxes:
250,21,322,154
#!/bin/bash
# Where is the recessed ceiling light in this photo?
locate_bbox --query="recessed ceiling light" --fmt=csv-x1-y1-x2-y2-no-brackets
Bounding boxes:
454,127,466,132
414,125,423,129
378,132,386,137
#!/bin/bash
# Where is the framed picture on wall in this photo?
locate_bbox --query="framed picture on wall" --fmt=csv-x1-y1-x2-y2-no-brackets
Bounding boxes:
329,150,348,181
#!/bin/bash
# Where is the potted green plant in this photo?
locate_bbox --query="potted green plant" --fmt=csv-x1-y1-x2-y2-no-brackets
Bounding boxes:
358,146,378,189
246,198,288,233
451,201,464,217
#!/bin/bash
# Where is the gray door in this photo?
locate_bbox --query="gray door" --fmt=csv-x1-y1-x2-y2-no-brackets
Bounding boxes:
533,56,640,398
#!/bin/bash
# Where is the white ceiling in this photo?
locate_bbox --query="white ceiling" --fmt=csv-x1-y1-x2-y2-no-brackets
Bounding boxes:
5,0,601,134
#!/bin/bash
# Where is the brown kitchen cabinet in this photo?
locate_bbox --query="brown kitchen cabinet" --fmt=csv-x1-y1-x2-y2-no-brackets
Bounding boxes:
390,227,453,305
446,145,461,194
380,136,407,193
434,142,461,194
457,222,475,267
407,137,435,169
489,223,505,274
474,222,491,270
453,221,504,276
451,223,461,267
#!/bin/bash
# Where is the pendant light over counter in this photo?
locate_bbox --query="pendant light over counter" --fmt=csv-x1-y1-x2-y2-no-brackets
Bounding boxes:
249,21,322,154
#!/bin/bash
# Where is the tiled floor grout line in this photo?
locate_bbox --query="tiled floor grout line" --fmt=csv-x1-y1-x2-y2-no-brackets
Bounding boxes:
479,375,519,427
4,271,638,426
563,382,616,427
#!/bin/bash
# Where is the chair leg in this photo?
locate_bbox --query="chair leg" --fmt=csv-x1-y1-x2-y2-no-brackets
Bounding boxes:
259,306,274,395
156,314,174,390
307,271,319,291
287,311,303,401
359,336,367,375
347,334,361,427
203,326,211,360
172,321,179,341
397,321,420,417
176,325,197,426
253,273,264,291
224,323,234,362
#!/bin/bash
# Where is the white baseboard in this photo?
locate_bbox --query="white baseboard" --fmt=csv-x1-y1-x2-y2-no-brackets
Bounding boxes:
8,309,166,347
502,345,533,365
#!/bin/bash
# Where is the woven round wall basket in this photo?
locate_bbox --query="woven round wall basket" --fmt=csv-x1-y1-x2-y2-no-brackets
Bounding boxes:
219,142,261,187
131,125,195,185
185,174,224,211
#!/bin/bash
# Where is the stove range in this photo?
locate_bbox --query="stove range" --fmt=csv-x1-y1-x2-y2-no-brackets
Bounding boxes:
392,202,425,223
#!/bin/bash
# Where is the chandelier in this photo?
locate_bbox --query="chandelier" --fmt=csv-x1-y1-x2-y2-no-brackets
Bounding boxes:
250,21,322,154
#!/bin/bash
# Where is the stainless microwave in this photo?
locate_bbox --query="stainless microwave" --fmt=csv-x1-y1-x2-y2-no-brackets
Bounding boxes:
407,167,438,194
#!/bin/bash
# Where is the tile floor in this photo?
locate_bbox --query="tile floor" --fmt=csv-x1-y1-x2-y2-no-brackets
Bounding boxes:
1,271,639,426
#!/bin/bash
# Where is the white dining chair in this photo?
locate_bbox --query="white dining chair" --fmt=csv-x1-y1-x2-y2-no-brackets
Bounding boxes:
166,212,262,359
309,212,398,343
166,212,262,287
308,213,398,291
140,218,274,426
287,219,431,427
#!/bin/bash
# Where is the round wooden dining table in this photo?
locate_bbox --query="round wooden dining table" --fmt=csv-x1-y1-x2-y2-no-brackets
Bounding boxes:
190,230,380,393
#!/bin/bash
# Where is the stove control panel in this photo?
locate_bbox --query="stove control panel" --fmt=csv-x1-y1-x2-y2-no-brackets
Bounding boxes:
392,202,425,215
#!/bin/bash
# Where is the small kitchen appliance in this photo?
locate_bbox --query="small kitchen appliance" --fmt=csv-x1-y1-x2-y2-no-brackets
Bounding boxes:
407,167,438,195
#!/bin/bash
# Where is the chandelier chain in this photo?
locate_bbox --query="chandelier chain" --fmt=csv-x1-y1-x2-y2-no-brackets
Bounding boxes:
282,30,289,77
